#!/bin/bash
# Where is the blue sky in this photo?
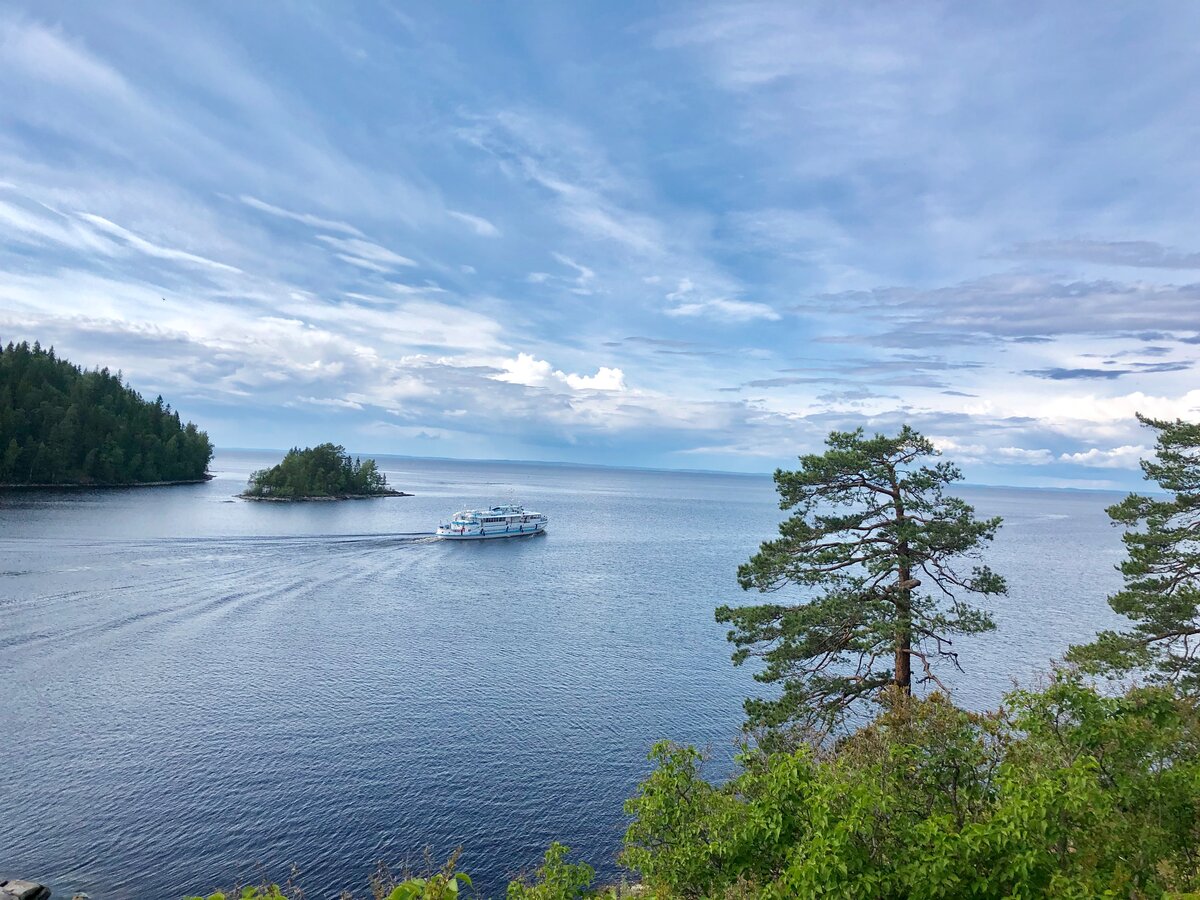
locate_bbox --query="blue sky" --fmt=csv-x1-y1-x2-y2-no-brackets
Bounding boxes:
1,2,1198,487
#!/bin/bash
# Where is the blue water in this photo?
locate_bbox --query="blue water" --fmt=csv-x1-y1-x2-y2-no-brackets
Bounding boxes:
0,451,1128,898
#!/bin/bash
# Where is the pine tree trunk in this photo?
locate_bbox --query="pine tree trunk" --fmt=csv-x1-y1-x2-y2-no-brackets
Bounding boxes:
891,468,913,693
895,562,913,693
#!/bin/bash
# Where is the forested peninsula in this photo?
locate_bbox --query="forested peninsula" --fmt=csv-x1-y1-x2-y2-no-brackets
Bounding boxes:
0,341,213,486
242,443,408,500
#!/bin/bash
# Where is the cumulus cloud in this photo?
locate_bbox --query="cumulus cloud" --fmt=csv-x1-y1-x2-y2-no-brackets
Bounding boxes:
995,446,1055,464
490,352,627,392
1059,445,1148,469
564,366,626,391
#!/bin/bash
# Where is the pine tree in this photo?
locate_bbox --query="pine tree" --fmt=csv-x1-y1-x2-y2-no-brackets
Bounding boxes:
717,426,1006,740
0,340,212,484
1069,414,1200,686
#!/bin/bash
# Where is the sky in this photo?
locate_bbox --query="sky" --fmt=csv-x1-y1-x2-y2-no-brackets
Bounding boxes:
1,2,1198,488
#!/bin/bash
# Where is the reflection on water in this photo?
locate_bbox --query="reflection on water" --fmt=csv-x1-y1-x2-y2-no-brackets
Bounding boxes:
0,451,1126,898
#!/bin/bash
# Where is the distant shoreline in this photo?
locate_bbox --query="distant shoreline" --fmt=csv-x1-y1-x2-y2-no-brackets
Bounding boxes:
0,475,215,490
239,490,412,502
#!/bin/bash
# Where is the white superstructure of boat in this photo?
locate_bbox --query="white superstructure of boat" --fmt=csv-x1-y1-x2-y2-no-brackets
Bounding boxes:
436,504,548,540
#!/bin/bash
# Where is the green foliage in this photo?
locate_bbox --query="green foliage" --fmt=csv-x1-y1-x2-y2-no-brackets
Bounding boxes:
386,871,472,900
243,442,393,498
185,886,289,900
621,743,731,896
717,426,1006,740
1069,414,1200,687
506,843,597,899
0,339,213,484
621,676,1200,899
186,856,473,900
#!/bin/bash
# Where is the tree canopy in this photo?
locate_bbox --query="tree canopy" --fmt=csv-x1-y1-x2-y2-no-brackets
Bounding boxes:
1069,413,1200,687
717,426,1006,740
243,443,397,499
622,675,1200,899
0,339,213,485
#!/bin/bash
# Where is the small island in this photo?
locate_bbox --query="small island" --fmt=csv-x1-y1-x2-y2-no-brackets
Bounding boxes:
0,340,213,487
241,443,410,500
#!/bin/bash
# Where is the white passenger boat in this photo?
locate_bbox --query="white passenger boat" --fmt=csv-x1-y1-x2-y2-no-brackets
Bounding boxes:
436,504,548,540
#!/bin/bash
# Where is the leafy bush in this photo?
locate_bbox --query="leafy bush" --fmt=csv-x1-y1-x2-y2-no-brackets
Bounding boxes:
185,854,473,900
620,676,1200,898
507,843,596,899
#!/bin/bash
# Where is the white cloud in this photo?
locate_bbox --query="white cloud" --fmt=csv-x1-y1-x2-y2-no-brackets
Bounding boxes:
335,254,391,273
928,437,988,460
666,297,781,322
0,197,117,255
564,366,626,391
491,352,626,392
316,235,417,268
77,213,242,273
551,252,596,294
1059,445,1148,469
0,19,132,100
447,210,500,237
294,395,366,410
995,446,1055,464
238,195,363,236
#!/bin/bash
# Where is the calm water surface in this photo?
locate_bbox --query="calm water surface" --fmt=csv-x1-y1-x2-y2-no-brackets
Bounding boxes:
0,451,1127,898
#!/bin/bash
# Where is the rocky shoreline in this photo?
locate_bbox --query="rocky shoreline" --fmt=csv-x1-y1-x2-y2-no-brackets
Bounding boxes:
0,880,51,900
239,490,412,501
0,475,214,490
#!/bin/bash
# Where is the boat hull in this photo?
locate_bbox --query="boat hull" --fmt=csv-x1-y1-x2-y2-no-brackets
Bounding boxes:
436,525,546,540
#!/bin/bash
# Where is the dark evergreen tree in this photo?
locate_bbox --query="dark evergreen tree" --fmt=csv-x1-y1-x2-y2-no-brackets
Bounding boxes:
717,426,1006,740
1069,414,1200,686
243,443,394,498
0,340,213,485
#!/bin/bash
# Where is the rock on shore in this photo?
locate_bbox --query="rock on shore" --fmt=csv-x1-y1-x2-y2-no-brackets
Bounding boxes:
0,880,50,900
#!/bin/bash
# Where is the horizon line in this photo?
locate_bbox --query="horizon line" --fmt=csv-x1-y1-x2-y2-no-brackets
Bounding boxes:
212,446,1134,494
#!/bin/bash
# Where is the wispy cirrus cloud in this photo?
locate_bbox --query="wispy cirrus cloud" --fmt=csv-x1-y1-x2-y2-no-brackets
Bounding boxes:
1025,362,1192,380
78,213,242,273
666,297,780,322
0,18,133,99
808,275,1200,344
315,235,418,270
447,210,500,237
1005,239,1200,270
238,196,364,236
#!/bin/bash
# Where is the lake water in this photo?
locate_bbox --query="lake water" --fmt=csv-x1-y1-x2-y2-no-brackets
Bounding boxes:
0,451,1129,898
